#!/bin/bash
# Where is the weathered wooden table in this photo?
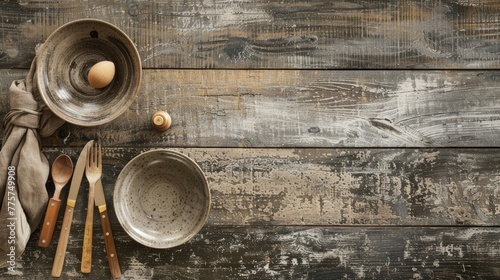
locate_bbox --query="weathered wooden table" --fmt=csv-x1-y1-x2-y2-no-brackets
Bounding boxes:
1,1,500,279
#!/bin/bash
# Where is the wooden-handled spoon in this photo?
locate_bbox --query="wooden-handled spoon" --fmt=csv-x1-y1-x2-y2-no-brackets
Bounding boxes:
38,154,73,247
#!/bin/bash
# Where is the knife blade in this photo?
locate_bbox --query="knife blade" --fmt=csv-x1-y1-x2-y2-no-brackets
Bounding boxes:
95,179,121,278
52,140,94,277
68,140,94,206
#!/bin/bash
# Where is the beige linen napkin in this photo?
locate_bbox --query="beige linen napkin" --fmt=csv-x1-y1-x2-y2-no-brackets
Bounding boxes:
0,58,64,268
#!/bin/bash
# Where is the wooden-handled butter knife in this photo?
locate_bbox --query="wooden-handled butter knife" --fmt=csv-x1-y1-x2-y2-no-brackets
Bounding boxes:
95,179,121,279
52,140,94,277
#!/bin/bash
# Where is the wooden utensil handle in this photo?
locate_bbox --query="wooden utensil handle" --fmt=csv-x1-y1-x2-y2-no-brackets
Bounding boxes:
38,198,61,247
100,209,122,278
81,182,95,274
52,204,75,277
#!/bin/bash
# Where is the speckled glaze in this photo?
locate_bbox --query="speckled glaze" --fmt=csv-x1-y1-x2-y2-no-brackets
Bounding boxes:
36,19,141,126
113,150,211,248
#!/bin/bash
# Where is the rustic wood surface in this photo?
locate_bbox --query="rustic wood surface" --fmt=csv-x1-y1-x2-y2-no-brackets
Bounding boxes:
1,0,500,69
1,0,500,279
18,146,500,279
36,147,500,227
4,69,500,148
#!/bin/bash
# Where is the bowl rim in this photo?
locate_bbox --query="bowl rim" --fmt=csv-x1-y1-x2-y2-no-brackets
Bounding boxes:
36,18,142,126
113,149,211,248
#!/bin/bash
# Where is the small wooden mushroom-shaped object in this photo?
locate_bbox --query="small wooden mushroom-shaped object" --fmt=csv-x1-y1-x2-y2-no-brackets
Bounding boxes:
151,111,172,131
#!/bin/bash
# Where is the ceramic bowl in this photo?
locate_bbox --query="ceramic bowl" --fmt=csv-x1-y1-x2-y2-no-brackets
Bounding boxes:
36,19,141,126
114,150,211,248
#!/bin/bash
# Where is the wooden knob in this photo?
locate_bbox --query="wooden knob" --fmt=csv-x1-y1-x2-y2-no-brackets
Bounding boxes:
151,111,172,131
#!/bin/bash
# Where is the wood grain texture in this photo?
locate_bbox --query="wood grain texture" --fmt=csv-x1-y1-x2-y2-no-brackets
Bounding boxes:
1,0,500,69
51,204,76,277
37,198,61,247
99,210,121,279
17,226,500,279
2,69,499,148
1,1,500,278
39,147,500,226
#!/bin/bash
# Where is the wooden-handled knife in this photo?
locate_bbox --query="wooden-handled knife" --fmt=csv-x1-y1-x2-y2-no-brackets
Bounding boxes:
95,179,121,279
52,140,94,277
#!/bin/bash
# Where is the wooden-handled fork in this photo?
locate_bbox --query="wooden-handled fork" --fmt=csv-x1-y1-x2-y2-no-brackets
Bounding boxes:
81,143,101,274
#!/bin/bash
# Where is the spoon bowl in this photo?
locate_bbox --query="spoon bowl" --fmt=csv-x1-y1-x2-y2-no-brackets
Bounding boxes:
51,154,74,199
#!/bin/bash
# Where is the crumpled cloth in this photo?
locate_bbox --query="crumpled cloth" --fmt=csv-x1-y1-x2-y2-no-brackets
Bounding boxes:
0,58,65,267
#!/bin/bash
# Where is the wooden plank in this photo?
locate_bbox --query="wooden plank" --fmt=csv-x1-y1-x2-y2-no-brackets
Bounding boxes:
1,0,500,69
15,226,500,279
3,69,500,148
39,147,500,226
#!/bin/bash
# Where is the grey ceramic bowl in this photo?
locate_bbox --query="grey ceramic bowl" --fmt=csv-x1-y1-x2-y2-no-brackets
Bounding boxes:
114,150,211,248
37,19,141,126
